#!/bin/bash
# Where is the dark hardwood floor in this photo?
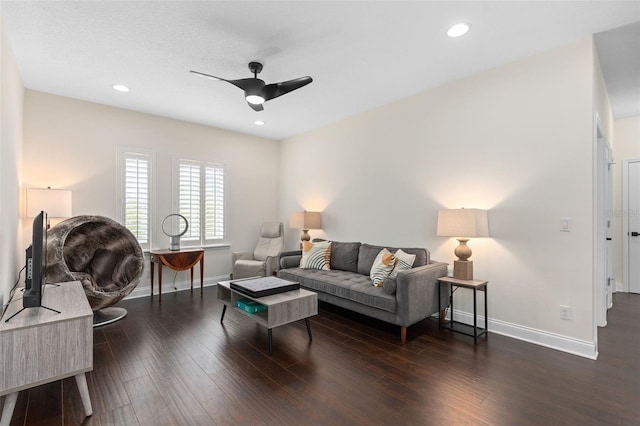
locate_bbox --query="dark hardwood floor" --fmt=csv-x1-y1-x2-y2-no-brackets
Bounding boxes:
3,287,639,425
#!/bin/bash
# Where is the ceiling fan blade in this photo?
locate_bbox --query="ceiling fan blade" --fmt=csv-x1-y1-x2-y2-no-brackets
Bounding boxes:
248,102,264,112
190,70,224,81
262,76,313,101
227,78,264,92
191,71,264,92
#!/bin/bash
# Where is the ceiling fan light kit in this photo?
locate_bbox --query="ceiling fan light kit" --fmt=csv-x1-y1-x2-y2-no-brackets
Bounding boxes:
191,61,312,111
246,94,265,105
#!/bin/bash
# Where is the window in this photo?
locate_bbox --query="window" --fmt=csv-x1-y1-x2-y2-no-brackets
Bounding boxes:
175,158,226,246
118,149,153,250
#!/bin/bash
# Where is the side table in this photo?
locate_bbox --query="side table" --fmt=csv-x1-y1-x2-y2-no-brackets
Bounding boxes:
438,276,488,343
150,248,204,302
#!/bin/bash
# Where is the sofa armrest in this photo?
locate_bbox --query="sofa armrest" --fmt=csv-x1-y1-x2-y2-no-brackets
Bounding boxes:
278,250,302,269
232,251,253,264
395,261,449,326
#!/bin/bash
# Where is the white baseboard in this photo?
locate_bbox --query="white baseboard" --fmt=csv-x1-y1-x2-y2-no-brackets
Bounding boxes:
125,274,229,300
448,310,598,360
616,281,625,292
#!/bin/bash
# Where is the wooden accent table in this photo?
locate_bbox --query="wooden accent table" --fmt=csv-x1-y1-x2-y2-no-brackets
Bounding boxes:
217,279,317,355
438,276,488,343
0,281,93,426
150,248,204,302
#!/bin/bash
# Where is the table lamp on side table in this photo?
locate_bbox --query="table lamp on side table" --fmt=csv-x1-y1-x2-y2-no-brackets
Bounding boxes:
290,211,321,247
437,208,490,280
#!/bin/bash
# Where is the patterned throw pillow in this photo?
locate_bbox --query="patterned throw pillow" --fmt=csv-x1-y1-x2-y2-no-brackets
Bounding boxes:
299,240,332,270
370,248,396,287
388,249,416,280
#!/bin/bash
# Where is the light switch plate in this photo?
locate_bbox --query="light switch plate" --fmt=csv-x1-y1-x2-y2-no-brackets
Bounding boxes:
560,217,571,232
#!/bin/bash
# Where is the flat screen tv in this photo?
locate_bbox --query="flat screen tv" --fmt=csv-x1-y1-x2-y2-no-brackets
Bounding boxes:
24,210,47,308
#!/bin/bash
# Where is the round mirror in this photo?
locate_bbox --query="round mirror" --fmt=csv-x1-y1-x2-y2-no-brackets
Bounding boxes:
162,214,189,250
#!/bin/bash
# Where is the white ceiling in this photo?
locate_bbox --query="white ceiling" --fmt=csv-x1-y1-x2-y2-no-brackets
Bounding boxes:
1,1,639,140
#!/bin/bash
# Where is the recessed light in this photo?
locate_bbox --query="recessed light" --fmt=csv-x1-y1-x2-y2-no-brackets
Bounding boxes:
447,23,470,38
112,84,130,92
254,120,265,126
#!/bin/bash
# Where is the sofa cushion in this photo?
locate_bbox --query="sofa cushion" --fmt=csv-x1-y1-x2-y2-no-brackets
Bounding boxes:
279,268,397,313
358,243,428,275
370,248,396,287
357,244,384,276
300,240,331,270
330,241,361,273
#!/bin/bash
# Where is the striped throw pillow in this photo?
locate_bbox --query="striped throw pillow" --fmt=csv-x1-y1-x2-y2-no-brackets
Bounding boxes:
299,240,331,270
388,249,416,280
370,248,396,287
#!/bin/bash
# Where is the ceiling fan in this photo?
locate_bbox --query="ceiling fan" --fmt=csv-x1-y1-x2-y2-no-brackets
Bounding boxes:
190,61,313,111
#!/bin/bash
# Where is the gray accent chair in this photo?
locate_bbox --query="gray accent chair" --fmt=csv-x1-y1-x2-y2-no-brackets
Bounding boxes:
46,215,144,326
232,222,284,279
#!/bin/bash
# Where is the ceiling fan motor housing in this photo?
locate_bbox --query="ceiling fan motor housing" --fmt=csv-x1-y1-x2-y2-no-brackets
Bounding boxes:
249,61,263,76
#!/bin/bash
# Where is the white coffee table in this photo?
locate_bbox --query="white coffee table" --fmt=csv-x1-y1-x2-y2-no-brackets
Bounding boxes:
217,279,317,354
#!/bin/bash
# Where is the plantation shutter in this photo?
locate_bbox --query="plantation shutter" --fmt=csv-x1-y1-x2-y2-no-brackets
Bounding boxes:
176,159,226,245
178,160,201,241
122,152,150,248
205,164,225,241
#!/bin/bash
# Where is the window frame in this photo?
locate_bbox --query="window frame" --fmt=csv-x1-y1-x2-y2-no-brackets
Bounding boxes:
172,155,227,248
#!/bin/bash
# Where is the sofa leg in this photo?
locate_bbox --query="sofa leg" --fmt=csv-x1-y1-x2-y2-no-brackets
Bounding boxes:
400,326,407,344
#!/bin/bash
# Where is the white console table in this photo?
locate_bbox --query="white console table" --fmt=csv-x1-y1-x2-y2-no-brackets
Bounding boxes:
0,281,93,425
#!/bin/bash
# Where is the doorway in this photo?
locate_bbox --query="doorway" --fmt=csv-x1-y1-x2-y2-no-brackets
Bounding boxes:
623,159,640,294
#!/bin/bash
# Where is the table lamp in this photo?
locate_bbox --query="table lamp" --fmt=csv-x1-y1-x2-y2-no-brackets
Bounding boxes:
437,208,489,280
290,211,321,246
27,187,72,229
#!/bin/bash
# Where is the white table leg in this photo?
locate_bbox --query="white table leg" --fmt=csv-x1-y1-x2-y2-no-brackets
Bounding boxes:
0,392,18,426
74,373,93,417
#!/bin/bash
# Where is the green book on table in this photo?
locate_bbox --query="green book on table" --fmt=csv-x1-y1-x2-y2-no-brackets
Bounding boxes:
235,299,267,314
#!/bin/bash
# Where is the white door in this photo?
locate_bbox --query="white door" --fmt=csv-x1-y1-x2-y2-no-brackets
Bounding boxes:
627,160,640,293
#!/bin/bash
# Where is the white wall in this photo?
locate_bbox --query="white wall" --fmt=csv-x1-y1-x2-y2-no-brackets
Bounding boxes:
22,91,280,294
0,21,24,310
612,115,640,285
280,37,601,356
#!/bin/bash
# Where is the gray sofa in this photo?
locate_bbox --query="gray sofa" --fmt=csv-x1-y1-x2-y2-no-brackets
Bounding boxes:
278,241,448,343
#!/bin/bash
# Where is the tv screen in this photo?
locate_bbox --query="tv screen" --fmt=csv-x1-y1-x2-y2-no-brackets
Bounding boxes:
24,210,47,308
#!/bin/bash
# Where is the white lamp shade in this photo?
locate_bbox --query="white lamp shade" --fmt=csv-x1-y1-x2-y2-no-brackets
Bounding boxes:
437,208,489,238
27,188,72,218
289,211,321,230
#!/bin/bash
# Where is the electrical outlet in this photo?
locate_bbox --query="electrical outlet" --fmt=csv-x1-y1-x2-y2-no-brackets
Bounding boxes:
560,305,572,320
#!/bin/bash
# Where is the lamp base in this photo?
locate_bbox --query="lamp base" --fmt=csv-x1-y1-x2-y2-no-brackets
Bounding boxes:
300,229,311,249
453,260,473,281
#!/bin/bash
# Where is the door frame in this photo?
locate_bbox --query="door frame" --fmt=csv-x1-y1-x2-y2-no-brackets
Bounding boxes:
593,114,613,329
622,158,640,293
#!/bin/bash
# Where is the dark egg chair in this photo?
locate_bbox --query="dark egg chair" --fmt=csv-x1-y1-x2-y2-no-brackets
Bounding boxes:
47,215,144,326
